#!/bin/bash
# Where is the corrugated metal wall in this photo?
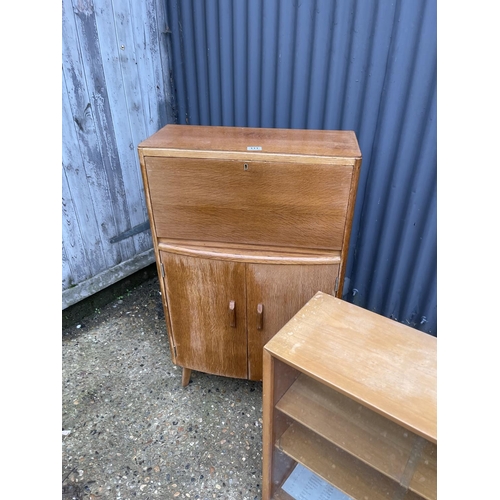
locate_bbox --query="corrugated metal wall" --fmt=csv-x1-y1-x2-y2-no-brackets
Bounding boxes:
62,0,175,308
165,0,437,334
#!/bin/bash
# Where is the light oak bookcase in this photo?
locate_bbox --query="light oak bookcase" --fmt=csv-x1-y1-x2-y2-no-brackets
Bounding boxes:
262,291,437,500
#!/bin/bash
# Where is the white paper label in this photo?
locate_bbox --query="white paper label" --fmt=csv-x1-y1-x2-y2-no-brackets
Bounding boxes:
247,146,262,151
282,464,352,500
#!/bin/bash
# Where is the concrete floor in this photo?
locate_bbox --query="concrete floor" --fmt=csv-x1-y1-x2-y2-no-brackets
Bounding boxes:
62,274,263,500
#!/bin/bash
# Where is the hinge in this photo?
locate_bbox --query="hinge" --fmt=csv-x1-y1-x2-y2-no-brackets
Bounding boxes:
173,346,177,357
160,262,165,278
334,276,339,295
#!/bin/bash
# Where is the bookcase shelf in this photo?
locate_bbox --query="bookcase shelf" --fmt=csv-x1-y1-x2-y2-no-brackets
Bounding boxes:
262,292,437,500
277,421,406,500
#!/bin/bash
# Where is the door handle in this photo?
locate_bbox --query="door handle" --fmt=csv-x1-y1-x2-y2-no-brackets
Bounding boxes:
229,300,236,327
257,303,264,330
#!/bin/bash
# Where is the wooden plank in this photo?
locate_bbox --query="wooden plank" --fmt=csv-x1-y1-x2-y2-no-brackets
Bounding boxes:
62,166,91,286
62,0,113,274
145,157,353,249
62,245,73,291
157,239,343,256
93,0,153,255
277,422,404,500
262,350,276,500
138,124,362,158
62,249,155,309
338,157,362,296
62,0,122,269
276,373,418,483
265,292,437,443
140,147,357,165
129,0,172,129
62,0,175,297
70,0,137,262
105,0,149,142
262,353,299,500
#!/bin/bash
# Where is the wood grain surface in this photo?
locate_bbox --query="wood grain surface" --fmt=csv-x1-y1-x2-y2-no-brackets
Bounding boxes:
138,124,362,159
275,373,418,483
246,263,339,380
157,239,342,265
146,157,353,250
408,439,437,500
262,353,300,500
265,291,437,443
277,422,405,500
160,252,248,379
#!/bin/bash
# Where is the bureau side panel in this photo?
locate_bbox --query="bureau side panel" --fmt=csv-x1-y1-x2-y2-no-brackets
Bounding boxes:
145,157,353,250
338,156,362,296
139,150,177,359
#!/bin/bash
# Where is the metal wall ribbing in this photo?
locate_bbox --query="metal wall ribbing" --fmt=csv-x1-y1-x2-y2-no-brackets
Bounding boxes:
166,0,437,334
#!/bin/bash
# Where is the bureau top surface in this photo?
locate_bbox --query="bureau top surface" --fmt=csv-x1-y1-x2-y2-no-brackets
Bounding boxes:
265,291,437,443
138,124,361,159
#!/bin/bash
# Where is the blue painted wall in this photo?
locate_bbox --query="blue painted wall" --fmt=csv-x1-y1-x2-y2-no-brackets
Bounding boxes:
165,0,437,334
62,0,175,308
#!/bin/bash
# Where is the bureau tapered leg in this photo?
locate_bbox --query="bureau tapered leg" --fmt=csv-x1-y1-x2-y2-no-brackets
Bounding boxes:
181,367,191,387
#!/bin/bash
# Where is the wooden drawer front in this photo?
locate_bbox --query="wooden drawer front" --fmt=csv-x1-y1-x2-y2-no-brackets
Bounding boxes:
146,157,353,250
161,252,248,379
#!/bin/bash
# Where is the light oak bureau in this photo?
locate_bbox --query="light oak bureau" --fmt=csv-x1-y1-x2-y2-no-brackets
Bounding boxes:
138,125,361,386
262,291,437,500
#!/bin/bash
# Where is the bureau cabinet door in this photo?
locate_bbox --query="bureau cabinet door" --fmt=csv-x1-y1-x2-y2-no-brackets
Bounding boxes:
160,252,248,379
246,263,339,381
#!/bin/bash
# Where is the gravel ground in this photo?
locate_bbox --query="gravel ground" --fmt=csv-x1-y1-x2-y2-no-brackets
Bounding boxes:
62,276,263,500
